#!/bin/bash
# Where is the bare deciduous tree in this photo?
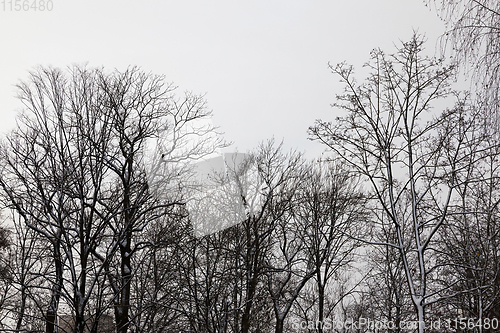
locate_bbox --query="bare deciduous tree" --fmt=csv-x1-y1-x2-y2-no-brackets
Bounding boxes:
290,160,366,333
0,65,224,333
308,34,481,332
435,101,500,330
428,0,500,119
95,66,225,333
0,66,118,333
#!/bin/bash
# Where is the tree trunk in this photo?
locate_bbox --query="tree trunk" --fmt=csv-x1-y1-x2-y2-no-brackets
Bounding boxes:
318,282,325,333
240,278,256,333
74,312,85,333
241,241,259,333
46,242,63,333
274,316,285,333
74,243,88,333
115,235,132,333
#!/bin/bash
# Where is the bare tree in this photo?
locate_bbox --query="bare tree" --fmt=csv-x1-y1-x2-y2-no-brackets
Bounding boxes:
94,66,225,333
434,100,500,330
308,34,480,332
290,160,366,333
174,143,298,333
246,142,317,333
428,0,500,119
0,66,119,333
203,151,275,333
0,68,75,333
174,141,335,333
0,65,225,333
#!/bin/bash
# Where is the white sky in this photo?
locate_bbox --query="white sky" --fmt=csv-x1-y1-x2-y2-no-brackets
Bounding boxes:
0,0,445,158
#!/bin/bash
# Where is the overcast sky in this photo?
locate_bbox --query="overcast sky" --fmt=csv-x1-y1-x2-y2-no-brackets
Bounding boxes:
0,0,445,158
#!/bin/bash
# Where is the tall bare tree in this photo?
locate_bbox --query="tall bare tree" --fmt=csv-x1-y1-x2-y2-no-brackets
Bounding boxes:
308,34,484,332
0,66,119,333
289,160,366,333
435,100,500,330
94,66,224,333
0,65,224,333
